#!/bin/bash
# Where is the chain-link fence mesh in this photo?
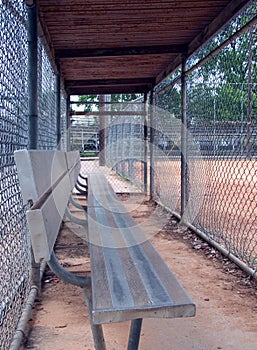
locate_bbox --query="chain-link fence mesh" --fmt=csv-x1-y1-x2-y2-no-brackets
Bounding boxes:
154,3,257,272
71,100,146,192
38,41,57,149
0,2,31,349
0,1,64,348
1,0,257,348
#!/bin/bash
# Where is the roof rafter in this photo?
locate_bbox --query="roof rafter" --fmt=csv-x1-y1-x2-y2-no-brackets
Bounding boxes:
56,44,187,59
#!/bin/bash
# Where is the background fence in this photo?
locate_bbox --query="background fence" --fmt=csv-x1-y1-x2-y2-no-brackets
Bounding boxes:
154,2,257,272
1,0,257,349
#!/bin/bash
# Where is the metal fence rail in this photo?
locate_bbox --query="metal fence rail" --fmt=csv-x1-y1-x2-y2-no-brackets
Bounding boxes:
154,3,257,274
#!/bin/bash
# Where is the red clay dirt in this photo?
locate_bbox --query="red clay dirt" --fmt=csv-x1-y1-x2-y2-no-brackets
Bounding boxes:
21,196,257,350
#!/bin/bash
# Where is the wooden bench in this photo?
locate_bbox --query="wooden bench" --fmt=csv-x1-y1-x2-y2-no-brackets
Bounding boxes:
14,149,195,350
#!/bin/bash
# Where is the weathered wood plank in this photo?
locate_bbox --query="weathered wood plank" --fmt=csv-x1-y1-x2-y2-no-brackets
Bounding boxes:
14,150,81,262
14,150,67,204
87,174,195,324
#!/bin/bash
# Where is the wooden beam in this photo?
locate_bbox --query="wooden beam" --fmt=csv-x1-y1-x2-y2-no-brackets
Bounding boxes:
56,44,187,59
65,78,155,88
71,111,146,116
67,85,150,95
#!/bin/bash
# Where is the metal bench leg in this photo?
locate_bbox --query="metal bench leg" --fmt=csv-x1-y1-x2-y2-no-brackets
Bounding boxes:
69,193,87,211
75,182,88,196
127,318,143,350
83,286,107,350
65,206,87,226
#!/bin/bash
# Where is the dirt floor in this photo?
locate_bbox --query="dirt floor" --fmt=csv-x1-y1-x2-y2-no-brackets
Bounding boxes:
21,195,257,350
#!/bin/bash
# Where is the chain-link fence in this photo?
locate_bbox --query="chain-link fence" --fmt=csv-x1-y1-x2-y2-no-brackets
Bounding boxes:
0,1,65,348
71,100,146,192
38,41,58,149
1,0,257,348
154,3,257,273
0,2,31,349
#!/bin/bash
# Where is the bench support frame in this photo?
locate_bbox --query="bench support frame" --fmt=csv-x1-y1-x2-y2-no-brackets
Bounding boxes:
48,251,143,350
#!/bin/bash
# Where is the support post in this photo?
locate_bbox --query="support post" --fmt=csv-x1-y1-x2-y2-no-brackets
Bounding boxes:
247,27,253,158
127,318,143,350
143,92,148,193
181,54,189,221
27,0,41,293
56,63,61,149
66,95,71,151
99,94,106,166
27,0,38,150
149,90,154,199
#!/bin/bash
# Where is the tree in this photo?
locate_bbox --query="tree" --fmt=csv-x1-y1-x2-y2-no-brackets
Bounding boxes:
77,93,142,112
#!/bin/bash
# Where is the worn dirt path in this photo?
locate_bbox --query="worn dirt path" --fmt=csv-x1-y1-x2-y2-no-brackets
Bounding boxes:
22,196,257,350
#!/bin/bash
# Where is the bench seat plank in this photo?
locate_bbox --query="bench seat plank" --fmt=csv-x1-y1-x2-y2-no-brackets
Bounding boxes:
87,174,195,324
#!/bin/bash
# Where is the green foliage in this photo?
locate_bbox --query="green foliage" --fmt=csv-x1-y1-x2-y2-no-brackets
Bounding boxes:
77,94,142,112
188,24,257,123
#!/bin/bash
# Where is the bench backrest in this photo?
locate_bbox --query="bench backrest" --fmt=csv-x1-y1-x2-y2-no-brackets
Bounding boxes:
14,150,80,263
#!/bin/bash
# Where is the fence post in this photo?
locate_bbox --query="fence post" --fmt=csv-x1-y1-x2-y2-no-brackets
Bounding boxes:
99,95,106,166
149,90,154,199
66,95,71,151
56,63,61,149
181,54,189,222
143,92,148,193
27,0,38,150
27,0,42,292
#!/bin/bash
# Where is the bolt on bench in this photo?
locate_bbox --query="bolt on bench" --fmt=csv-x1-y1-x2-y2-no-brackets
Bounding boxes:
14,149,195,350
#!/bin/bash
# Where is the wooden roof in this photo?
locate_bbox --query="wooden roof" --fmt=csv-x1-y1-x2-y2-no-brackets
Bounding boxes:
38,0,250,95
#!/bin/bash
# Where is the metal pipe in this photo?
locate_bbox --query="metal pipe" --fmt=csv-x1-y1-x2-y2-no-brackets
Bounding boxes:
149,90,154,199
9,261,46,350
143,92,148,193
27,0,38,149
56,64,61,149
69,193,87,211
180,54,188,221
9,286,38,350
66,95,71,151
127,318,143,350
155,200,257,280
99,94,106,166
65,207,87,226
82,287,107,350
48,252,91,287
